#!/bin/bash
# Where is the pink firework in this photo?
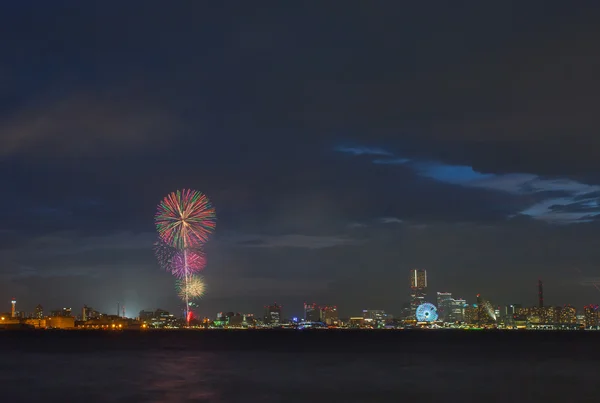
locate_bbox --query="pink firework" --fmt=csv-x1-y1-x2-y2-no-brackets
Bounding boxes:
171,249,207,278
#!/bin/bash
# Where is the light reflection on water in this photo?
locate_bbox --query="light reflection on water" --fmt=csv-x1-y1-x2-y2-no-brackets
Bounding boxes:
0,341,599,402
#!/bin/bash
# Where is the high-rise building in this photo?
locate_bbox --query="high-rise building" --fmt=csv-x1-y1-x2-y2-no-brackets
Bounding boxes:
583,305,599,328
557,305,577,324
475,294,496,325
319,305,338,325
10,299,16,318
304,302,320,322
409,269,427,315
464,305,478,324
34,304,43,319
449,298,466,322
264,303,282,325
436,292,453,321
538,279,544,308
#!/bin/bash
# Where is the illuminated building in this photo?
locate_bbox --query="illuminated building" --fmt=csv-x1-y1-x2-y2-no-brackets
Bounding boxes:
464,305,478,324
362,310,390,328
51,308,72,318
24,318,47,329
82,305,100,321
216,312,235,325
243,313,255,326
47,316,75,329
539,306,556,325
319,305,339,325
557,305,577,324
538,279,544,308
264,303,282,325
139,310,155,321
475,294,496,325
463,295,496,325
409,269,427,315
583,305,599,328
304,302,320,322
11,299,16,318
362,310,386,320
138,309,177,328
504,304,521,318
348,317,365,328
436,292,453,322
448,298,466,322
34,304,43,319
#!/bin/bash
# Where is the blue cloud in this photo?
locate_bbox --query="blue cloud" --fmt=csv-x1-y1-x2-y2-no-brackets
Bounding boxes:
334,146,393,156
335,144,600,224
372,158,411,164
414,163,493,184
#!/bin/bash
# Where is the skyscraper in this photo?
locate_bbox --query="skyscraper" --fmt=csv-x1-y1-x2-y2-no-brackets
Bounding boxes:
303,302,320,322
319,305,338,325
584,305,599,328
10,299,16,318
264,303,282,325
409,269,427,315
436,292,453,322
538,279,544,308
449,298,466,322
34,304,43,319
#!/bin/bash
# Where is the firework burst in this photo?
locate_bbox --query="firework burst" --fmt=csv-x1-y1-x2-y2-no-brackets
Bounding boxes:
153,238,178,270
171,249,206,278
155,189,216,249
154,189,216,326
176,275,206,300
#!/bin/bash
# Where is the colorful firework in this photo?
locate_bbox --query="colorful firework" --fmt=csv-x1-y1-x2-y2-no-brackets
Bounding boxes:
171,249,206,278
155,189,216,249
176,275,206,300
153,238,178,270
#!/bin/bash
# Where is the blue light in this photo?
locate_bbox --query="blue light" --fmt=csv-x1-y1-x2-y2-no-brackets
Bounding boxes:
416,163,492,184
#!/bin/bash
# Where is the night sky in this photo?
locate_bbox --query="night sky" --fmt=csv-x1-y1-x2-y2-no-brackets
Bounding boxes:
2,2,600,318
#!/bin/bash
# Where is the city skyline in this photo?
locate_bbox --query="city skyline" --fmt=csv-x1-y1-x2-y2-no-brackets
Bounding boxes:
3,3,600,315
3,271,596,321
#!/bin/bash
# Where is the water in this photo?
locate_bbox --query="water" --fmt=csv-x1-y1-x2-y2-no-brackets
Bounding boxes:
0,330,598,402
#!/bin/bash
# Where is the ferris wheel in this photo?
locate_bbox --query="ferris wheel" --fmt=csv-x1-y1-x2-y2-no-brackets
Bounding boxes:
416,303,438,322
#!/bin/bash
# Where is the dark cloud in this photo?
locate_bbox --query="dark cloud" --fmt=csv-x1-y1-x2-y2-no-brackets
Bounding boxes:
2,2,600,317
0,91,178,156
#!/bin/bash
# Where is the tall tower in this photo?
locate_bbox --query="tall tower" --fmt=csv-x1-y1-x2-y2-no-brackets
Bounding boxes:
409,269,427,316
538,279,544,308
11,299,16,318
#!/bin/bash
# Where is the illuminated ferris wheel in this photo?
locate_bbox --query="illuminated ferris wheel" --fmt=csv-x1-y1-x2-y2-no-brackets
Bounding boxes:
416,303,438,322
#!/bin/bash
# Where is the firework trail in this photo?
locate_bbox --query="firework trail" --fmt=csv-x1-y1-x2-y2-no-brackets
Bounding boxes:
154,189,216,326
